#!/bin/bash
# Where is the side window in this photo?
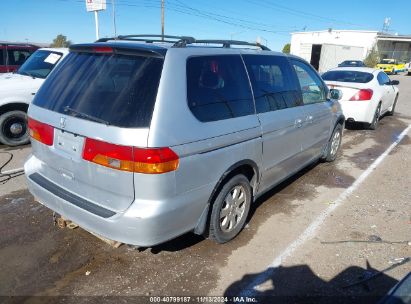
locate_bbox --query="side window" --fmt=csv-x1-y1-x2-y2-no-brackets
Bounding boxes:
377,72,391,85
291,60,327,105
0,50,4,65
243,55,302,113
187,55,254,122
7,50,31,65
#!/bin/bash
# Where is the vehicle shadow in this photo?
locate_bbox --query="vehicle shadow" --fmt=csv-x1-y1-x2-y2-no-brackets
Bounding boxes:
224,263,402,304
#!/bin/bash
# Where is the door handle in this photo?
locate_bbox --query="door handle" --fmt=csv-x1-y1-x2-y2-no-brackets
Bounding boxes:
295,119,303,128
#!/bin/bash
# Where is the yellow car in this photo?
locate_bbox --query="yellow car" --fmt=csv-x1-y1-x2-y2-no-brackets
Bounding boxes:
376,59,406,74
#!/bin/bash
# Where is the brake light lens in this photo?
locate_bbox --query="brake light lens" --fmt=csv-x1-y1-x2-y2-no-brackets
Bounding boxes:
82,138,179,174
349,89,373,101
28,118,54,146
92,46,113,53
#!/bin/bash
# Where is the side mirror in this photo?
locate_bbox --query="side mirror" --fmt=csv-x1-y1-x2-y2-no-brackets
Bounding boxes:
329,89,342,100
390,80,400,85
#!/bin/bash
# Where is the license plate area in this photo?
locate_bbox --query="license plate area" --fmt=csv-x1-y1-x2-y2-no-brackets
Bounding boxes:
55,129,84,159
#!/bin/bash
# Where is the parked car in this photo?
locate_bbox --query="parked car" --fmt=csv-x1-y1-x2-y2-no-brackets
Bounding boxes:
407,62,411,75
0,42,39,73
338,60,365,67
25,35,344,247
0,48,68,146
375,58,405,74
322,67,399,130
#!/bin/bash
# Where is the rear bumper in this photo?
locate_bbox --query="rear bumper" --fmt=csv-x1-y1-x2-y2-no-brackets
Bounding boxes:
339,100,376,124
25,155,212,247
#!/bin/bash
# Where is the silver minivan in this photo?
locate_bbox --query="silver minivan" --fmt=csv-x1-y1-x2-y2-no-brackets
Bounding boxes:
25,35,344,246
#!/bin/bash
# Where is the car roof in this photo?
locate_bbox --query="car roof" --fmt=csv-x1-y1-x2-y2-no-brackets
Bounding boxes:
326,67,379,73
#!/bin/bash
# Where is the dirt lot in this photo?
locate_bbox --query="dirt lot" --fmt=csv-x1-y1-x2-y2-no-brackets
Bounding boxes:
0,74,410,304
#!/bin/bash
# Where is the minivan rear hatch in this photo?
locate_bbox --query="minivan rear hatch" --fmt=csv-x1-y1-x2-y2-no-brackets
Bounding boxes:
29,44,165,214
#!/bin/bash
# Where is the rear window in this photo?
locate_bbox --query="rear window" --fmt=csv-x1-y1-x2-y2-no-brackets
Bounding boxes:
187,55,254,122
33,52,164,128
322,71,374,83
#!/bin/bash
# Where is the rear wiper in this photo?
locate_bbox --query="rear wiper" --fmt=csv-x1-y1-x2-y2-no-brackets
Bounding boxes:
63,106,111,126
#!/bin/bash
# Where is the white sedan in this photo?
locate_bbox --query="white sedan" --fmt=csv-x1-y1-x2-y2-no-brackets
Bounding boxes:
323,67,399,130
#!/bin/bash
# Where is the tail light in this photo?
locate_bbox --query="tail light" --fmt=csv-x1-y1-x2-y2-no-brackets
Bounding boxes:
349,89,373,101
28,118,54,146
82,138,179,174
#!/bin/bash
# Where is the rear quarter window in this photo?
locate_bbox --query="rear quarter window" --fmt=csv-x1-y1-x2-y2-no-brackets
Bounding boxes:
33,52,164,128
186,55,255,122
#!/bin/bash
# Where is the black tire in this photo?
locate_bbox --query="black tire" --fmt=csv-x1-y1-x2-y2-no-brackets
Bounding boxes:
323,124,342,162
208,174,252,244
0,110,30,146
387,95,398,116
369,104,381,130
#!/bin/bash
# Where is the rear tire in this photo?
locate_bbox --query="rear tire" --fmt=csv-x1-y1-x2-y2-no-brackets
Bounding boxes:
208,174,251,244
0,110,30,146
323,124,342,162
369,104,381,130
387,95,398,116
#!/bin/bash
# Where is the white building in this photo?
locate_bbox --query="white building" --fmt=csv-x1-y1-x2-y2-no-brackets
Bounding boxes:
290,29,411,72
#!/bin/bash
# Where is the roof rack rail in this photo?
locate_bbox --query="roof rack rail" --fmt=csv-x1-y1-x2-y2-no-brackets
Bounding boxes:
94,35,270,51
95,34,195,46
182,39,271,51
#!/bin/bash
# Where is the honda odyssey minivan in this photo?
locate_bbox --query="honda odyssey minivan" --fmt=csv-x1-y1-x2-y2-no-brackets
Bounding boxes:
25,35,344,246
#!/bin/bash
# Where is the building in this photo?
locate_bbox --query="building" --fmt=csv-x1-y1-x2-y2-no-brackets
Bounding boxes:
290,29,411,72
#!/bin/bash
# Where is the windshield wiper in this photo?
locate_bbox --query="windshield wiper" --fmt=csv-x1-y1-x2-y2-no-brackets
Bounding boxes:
63,106,111,126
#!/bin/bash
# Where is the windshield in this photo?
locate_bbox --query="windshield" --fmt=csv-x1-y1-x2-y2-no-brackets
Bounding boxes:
17,50,63,79
322,71,374,83
33,52,164,128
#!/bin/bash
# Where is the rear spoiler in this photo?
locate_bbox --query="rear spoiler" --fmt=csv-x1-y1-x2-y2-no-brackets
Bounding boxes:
69,43,166,58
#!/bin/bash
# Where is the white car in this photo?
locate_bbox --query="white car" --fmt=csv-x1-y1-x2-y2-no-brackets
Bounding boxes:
407,62,411,75
322,67,399,130
0,48,68,146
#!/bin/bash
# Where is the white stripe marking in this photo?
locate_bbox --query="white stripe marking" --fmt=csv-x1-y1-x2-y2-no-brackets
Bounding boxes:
1,167,24,175
241,124,411,296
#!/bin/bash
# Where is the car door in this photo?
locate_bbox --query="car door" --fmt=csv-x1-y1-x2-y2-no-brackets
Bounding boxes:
377,72,396,112
289,59,333,162
242,54,307,192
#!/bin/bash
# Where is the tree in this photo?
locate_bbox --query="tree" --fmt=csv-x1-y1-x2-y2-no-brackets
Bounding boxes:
364,46,380,68
282,43,291,54
51,34,71,48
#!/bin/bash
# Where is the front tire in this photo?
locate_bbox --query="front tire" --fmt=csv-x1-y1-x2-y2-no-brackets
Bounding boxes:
0,110,30,146
208,174,252,244
323,124,342,162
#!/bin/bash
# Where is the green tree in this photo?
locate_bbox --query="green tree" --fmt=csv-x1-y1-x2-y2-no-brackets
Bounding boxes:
51,34,71,48
282,43,291,54
364,46,380,68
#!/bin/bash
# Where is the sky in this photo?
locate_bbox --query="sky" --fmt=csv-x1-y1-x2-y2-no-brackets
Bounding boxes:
1,0,410,51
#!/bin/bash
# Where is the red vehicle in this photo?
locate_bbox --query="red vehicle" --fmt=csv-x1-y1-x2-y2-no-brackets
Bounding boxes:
0,43,39,73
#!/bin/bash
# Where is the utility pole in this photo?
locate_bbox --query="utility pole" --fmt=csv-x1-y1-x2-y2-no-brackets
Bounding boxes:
161,0,164,40
112,0,117,37
94,11,100,40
